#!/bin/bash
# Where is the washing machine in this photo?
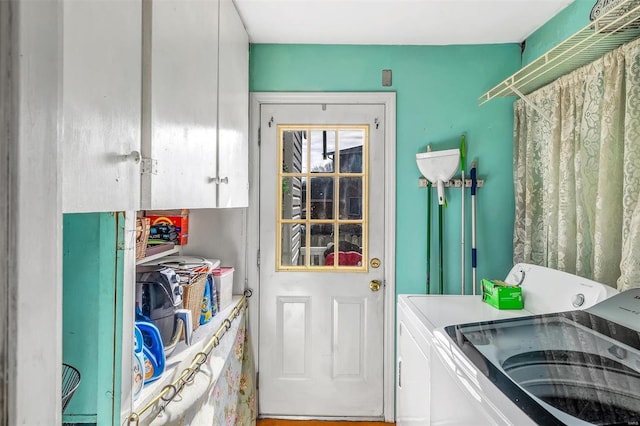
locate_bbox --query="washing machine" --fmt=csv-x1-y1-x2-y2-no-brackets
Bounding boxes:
396,263,622,425
444,289,640,425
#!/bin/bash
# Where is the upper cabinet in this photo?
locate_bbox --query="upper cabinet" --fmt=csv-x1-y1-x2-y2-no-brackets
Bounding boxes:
61,0,248,212
141,0,220,210
218,0,250,208
62,0,142,213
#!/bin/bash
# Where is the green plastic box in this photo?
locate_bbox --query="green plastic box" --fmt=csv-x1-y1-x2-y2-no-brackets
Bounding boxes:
481,279,523,310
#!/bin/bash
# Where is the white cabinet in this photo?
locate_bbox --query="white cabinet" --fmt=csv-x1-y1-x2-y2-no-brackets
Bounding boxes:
141,0,220,210
62,0,142,213
397,308,430,425
217,0,249,208
61,0,248,212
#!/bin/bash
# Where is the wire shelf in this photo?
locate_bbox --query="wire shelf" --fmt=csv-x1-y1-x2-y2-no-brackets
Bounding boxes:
480,0,640,104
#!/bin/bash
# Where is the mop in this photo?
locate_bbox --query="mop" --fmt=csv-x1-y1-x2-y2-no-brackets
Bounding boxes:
426,180,432,294
437,203,443,294
416,148,459,294
471,160,478,294
460,134,466,295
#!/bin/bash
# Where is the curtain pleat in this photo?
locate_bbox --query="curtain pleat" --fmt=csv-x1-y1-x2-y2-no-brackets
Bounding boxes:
513,37,640,290
619,41,640,291
147,310,256,426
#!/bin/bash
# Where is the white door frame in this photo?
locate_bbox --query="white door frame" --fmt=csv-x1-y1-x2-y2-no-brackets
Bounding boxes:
2,1,63,423
247,92,396,421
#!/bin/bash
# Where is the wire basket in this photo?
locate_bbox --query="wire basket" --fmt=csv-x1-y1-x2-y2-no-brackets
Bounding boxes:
135,217,150,260
181,273,208,331
62,363,81,413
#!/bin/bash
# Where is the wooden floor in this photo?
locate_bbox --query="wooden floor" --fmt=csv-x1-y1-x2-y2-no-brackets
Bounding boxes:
257,420,392,426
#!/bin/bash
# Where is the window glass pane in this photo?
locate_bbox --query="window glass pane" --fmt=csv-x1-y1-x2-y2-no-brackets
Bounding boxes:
282,130,306,174
280,223,304,266
309,177,334,220
338,130,364,173
281,177,303,220
338,177,363,220
310,130,335,173
309,223,334,266
336,224,363,267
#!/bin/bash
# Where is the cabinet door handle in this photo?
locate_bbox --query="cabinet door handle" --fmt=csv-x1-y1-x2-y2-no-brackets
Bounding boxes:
209,176,229,185
123,150,141,164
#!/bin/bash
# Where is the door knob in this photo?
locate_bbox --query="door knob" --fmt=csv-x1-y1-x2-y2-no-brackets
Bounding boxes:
370,280,381,292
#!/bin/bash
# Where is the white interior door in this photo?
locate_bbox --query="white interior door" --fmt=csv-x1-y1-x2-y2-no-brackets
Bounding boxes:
259,103,386,418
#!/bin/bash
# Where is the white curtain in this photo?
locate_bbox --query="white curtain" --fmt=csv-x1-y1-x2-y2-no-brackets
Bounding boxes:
513,37,640,291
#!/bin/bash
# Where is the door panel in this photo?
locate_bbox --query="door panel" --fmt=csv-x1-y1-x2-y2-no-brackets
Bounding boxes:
218,0,249,207
278,297,311,377
332,297,366,378
141,0,219,209
62,0,141,213
259,103,385,418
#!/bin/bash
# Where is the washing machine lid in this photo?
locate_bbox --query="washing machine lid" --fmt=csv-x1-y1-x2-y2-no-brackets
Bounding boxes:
445,290,640,425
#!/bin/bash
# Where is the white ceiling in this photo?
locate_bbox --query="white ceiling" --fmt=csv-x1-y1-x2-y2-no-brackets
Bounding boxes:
233,0,575,45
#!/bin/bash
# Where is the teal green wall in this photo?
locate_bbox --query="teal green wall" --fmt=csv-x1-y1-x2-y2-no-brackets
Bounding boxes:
63,212,125,426
523,0,593,64
251,44,520,295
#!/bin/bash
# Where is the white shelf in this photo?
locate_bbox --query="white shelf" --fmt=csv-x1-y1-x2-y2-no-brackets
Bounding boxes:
480,0,640,103
136,246,181,265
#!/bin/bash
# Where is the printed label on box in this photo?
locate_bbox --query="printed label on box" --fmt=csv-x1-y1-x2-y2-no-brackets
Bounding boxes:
146,215,189,245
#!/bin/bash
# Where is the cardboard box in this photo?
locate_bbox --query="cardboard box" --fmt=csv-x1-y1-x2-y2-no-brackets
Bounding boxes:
145,210,189,245
481,279,523,310
212,267,234,311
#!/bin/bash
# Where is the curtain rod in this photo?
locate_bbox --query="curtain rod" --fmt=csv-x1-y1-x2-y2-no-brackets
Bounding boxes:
128,289,252,425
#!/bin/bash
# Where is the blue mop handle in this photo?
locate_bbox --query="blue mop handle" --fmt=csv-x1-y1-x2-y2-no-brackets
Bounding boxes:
471,163,477,196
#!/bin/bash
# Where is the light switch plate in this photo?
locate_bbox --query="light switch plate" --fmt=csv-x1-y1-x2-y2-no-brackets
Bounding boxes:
382,69,392,87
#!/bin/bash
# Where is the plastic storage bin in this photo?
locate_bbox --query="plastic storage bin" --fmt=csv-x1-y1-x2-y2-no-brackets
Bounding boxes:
212,267,234,311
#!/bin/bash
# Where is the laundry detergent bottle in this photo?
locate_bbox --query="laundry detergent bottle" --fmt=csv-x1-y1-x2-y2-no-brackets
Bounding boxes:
135,320,166,384
132,326,145,400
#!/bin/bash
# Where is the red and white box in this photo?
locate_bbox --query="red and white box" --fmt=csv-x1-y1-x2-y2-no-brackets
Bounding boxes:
145,209,189,245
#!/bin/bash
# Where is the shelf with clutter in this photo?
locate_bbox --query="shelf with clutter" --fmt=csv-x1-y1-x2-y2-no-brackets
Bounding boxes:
135,209,190,264
62,207,247,425
130,294,248,424
130,238,239,419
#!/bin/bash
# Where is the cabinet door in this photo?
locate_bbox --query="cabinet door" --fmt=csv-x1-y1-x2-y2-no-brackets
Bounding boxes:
63,213,126,425
397,319,430,425
141,0,219,210
217,0,249,207
62,1,141,213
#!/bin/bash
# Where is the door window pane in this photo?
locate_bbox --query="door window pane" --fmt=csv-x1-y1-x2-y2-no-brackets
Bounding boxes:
338,130,364,173
282,130,306,174
308,177,334,220
310,130,335,173
336,224,363,267
310,223,334,267
282,177,303,220
339,177,363,220
281,223,304,267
